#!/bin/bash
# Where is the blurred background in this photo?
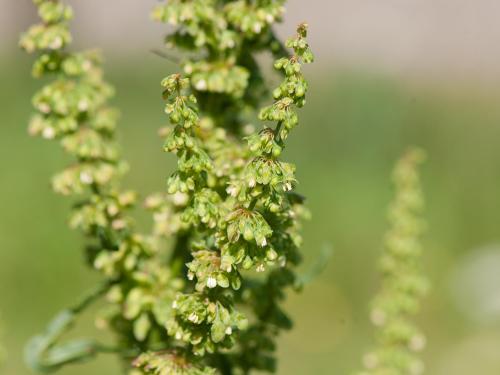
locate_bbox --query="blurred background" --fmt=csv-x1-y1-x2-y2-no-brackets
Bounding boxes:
2,0,500,374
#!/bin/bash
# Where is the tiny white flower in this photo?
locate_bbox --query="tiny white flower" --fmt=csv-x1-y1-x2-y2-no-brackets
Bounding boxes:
82,60,92,71
195,79,207,91
112,219,126,230
42,127,55,140
283,182,293,192
225,326,232,335
172,300,178,309
153,212,168,222
80,171,93,185
265,14,275,23
49,36,63,49
226,185,238,197
184,64,193,74
409,335,426,352
279,256,287,267
207,276,217,289
107,204,119,216
370,309,386,327
78,99,89,112
172,192,189,206
248,178,256,188
187,271,195,281
188,312,198,323
144,195,160,208
253,22,262,34
261,237,267,247
175,331,182,340
256,264,265,273
38,103,51,114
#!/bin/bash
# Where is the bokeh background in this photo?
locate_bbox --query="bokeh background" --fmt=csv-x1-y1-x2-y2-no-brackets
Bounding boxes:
2,0,500,374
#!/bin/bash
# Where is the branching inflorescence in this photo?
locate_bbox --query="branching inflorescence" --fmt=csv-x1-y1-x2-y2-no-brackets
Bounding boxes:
21,0,314,374
358,148,428,375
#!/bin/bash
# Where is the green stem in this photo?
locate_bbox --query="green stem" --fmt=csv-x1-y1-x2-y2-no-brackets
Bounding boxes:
25,280,118,373
274,121,283,145
248,198,258,211
71,278,116,314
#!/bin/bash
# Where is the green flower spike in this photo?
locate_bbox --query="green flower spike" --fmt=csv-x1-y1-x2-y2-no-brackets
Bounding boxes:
23,0,316,373
357,148,429,375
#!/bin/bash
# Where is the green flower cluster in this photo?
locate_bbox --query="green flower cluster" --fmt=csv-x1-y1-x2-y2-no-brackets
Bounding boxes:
146,0,314,371
20,0,152,277
20,0,184,371
358,148,429,375
132,351,216,375
22,0,314,374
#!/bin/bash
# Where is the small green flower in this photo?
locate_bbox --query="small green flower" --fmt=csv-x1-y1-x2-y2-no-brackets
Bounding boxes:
224,0,286,36
226,208,272,246
133,351,217,375
186,250,241,291
167,293,247,355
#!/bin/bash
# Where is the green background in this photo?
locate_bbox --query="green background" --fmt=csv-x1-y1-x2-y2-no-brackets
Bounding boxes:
2,46,500,374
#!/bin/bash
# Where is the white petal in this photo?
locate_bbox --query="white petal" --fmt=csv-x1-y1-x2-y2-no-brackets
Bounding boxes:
188,312,198,322
79,172,93,185
78,100,89,111
207,276,217,289
42,127,55,140
50,36,63,49
195,79,207,91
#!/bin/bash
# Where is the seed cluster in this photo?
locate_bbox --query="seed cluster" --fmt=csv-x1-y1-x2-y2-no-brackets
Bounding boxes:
22,0,315,374
147,0,314,370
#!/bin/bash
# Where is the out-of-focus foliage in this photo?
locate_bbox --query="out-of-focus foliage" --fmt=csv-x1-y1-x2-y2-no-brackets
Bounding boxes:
0,313,6,368
357,148,428,375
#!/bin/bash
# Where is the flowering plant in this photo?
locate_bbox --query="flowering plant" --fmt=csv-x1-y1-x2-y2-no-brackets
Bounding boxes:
21,0,314,374
357,148,428,375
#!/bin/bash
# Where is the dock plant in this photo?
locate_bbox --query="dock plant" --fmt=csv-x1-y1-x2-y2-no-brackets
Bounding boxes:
21,0,314,374
357,148,429,375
